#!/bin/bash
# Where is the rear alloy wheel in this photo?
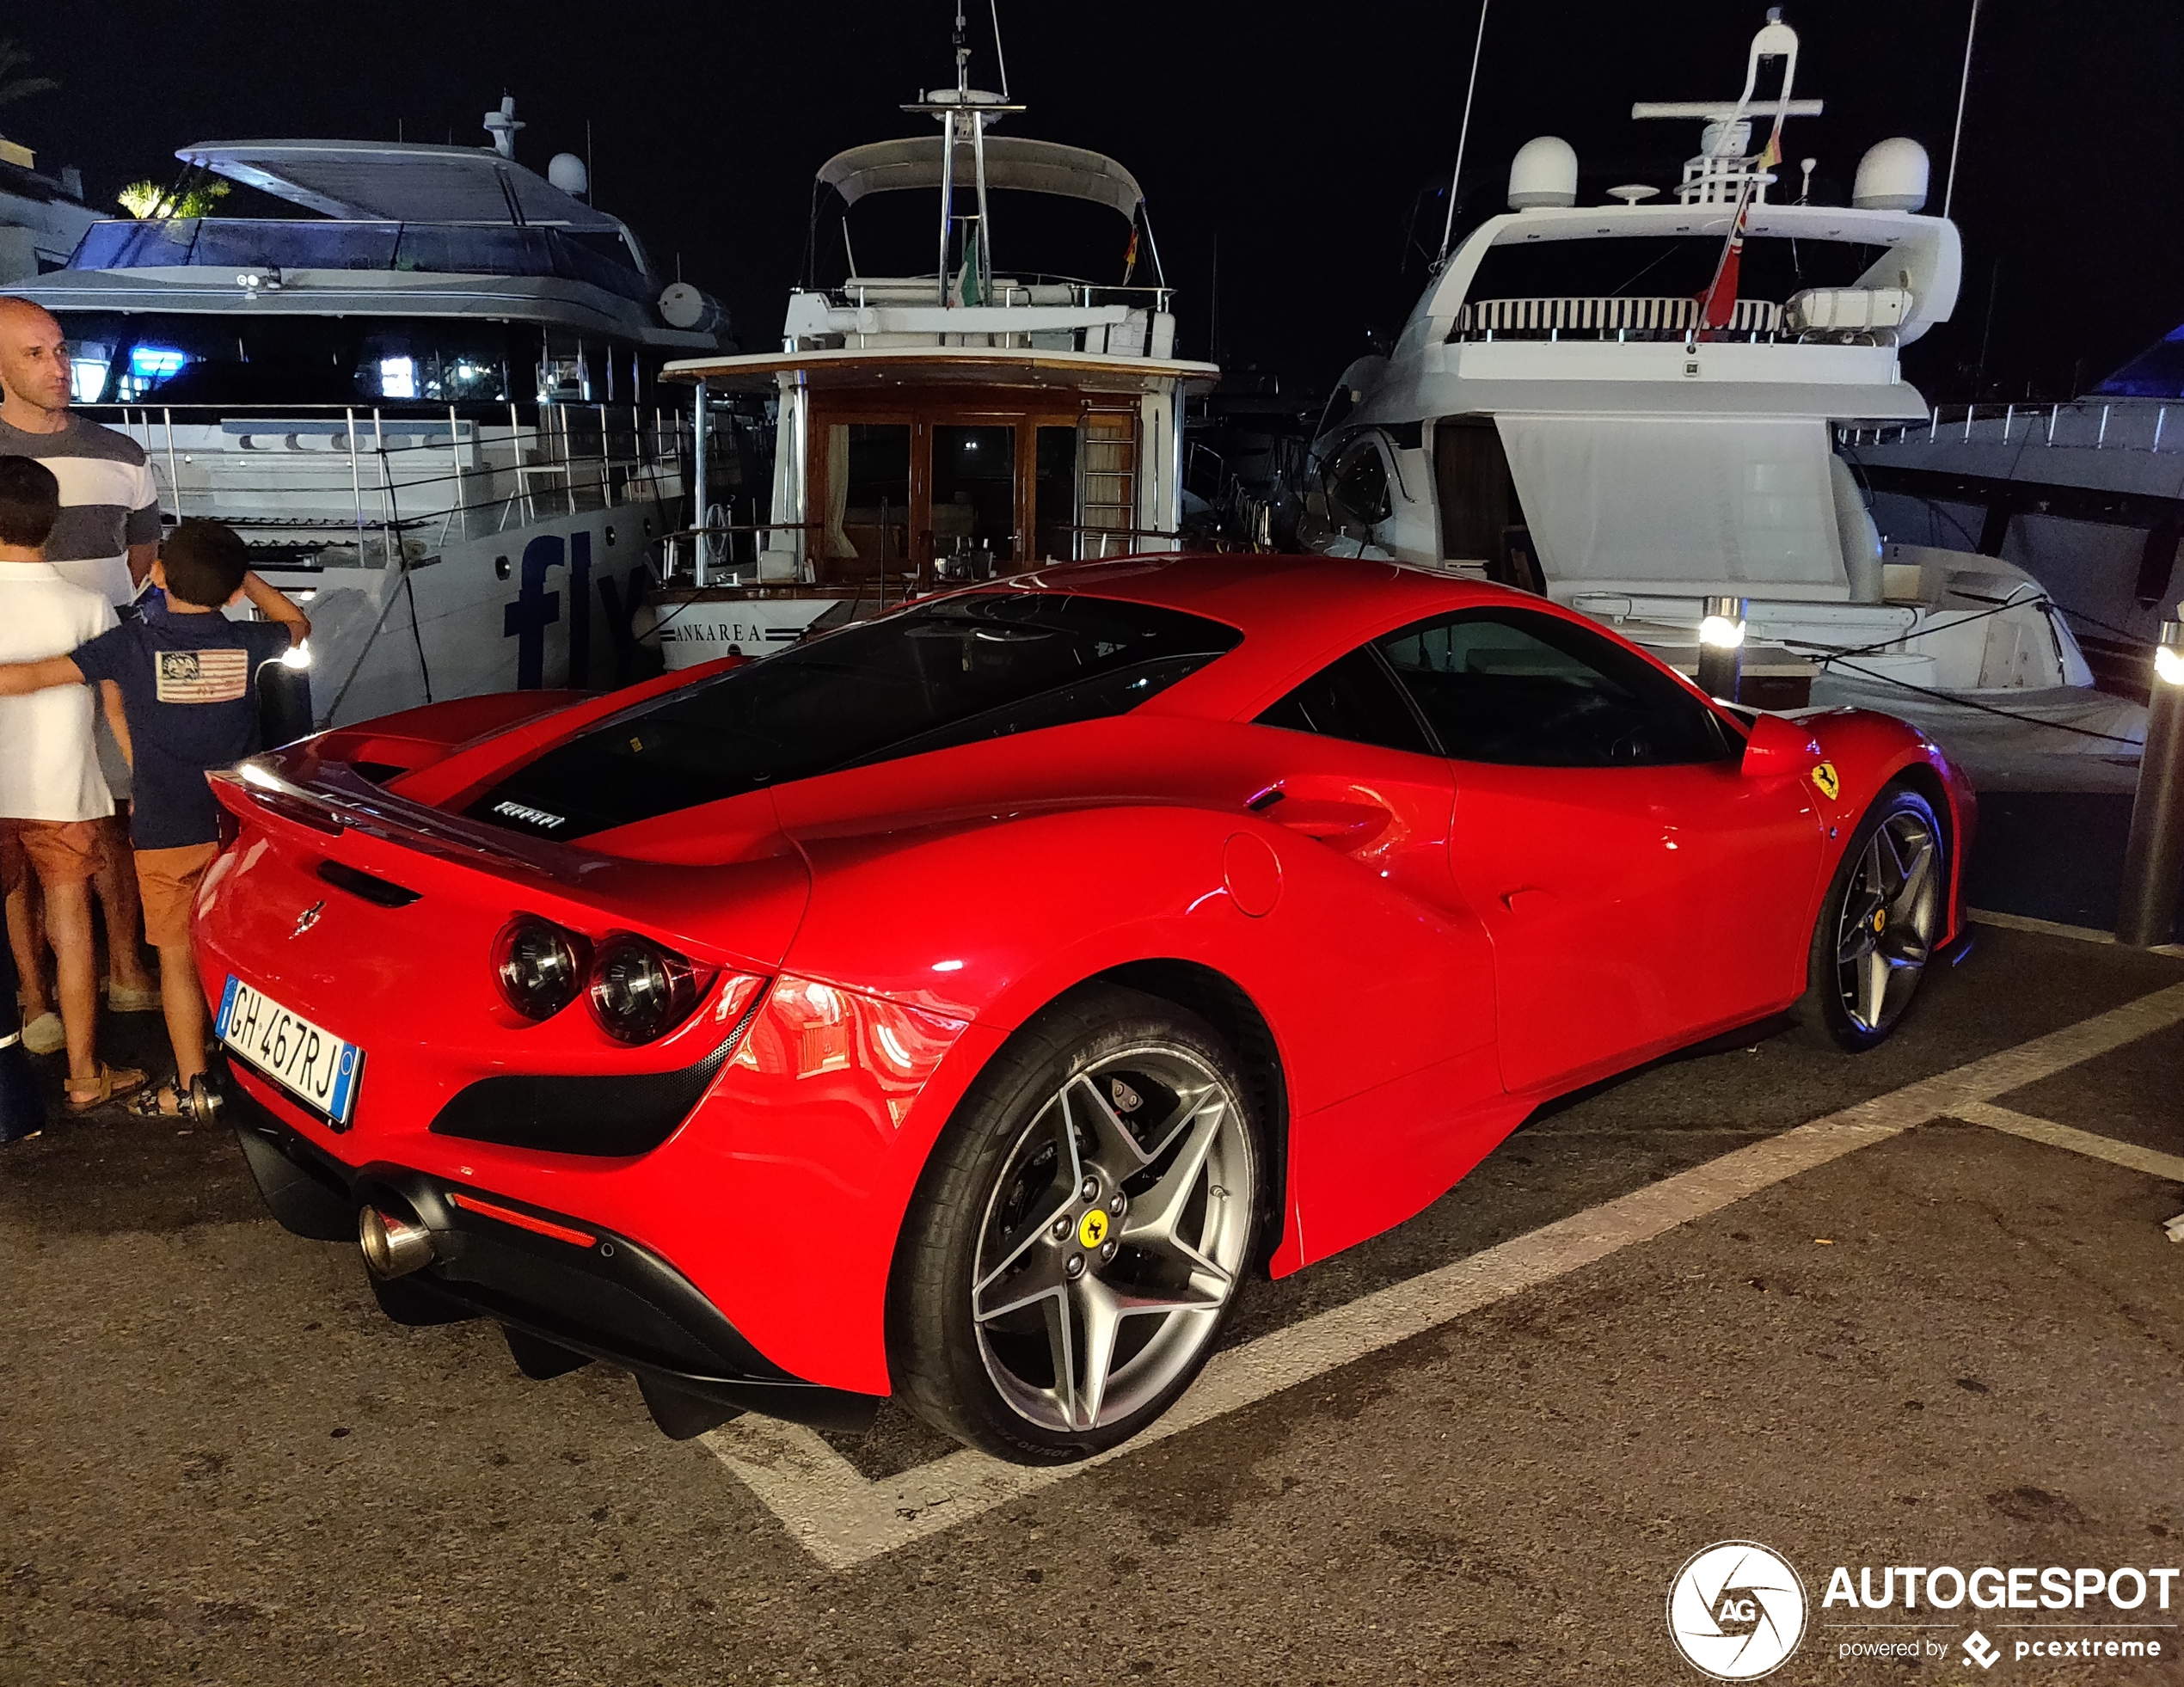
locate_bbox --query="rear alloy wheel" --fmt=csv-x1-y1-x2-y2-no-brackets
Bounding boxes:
890,986,1261,1463
1794,786,1945,1052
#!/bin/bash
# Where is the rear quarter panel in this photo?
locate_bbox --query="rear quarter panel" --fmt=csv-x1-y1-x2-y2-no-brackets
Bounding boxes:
687,798,1504,1391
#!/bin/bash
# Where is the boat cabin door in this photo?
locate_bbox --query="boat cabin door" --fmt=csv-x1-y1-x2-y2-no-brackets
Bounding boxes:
806,393,1148,588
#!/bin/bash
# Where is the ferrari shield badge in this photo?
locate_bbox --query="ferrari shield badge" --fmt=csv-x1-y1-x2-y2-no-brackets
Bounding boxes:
1810,762,1841,801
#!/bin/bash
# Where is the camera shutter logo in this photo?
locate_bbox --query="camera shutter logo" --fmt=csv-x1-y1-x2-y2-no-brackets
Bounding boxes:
1666,1541,1808,1679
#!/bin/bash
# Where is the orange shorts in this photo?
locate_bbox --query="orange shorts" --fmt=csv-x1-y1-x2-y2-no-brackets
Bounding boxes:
0,817,107,894
136,842,218,948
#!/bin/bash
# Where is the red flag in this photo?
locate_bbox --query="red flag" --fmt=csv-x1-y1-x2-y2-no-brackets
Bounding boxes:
1698,191,1752,331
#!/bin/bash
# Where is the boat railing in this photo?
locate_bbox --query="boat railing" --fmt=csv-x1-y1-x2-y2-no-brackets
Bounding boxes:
827,277,1175,316
1844,400,2181,455
77,401,697,570
1451,295,1783,342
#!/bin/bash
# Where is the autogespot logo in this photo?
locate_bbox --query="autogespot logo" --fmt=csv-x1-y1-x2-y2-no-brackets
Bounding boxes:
1668,1541,1810,1680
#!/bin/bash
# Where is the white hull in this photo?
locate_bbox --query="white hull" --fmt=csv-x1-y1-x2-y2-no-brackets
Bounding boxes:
637,592,848,669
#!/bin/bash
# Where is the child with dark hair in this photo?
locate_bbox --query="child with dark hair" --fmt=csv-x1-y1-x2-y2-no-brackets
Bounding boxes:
0,518,310,1113
0,454,144,1111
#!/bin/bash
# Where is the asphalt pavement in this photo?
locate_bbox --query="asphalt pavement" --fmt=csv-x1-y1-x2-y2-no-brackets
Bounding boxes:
3,917,2181,1686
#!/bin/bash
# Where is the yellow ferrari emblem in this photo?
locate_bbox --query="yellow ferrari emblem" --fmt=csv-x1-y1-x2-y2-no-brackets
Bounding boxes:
1811,761,1841,801
1078,1209,1110,1248
1873,909,1887,934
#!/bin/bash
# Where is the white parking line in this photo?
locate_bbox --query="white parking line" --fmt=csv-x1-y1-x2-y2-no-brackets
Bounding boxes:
1955,1101,2184,1186
703,983,2184,1570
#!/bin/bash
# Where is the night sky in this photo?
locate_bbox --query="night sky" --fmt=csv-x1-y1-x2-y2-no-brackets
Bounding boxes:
12,1,2181,406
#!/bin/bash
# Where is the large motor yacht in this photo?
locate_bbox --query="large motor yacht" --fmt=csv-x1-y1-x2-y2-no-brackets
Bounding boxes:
16,101,729,726
1297,14,2138,773
642,9,1216,667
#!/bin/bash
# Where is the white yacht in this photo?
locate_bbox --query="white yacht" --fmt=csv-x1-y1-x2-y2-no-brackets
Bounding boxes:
1842,347,2184,700
641,10,1214,668
1298,13,2137,773
16,101,729,726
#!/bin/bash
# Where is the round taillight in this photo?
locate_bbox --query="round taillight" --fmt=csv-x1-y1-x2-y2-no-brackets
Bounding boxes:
493,917,588,1021
586,935,701,1045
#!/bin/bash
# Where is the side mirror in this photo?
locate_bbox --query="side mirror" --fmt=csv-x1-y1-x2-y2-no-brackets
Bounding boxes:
1739,711,1820,777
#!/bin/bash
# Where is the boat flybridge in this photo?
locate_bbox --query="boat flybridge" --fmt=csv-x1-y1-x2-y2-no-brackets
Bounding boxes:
647,9,1216,668
16,100,729,727
1302,12,2135,767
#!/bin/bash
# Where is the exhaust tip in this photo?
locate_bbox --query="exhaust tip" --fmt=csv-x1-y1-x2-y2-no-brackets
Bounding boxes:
359,1205,435,1279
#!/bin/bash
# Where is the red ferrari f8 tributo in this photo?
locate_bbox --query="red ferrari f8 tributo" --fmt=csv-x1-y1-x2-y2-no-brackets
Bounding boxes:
195,554,1972,1462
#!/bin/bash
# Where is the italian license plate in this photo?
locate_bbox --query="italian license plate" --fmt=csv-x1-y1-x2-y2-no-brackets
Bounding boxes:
215,976,364,1126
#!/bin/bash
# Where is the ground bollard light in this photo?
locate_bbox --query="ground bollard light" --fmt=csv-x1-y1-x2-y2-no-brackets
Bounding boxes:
1696,595,1745,703
2116,619,2184,948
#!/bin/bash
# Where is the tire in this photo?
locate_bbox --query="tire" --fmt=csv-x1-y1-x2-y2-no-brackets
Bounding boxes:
887,984,1262,1463
1789,784,1947,1052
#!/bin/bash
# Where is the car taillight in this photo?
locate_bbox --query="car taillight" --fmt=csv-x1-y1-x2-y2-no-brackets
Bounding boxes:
493,917,590,1021
586,934,702,1045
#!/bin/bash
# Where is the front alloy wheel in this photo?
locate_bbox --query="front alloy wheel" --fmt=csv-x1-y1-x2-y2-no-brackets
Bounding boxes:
1795,786,1946,1051
890,986,1261,1463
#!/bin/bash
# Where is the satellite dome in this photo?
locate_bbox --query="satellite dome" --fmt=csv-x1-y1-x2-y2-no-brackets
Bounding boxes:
1851,138,1929,212
659,282,725,334
547,153,589,199
1508,137,1578,210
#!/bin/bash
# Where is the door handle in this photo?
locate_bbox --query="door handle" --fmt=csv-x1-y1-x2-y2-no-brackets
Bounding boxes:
1273,798,1393,846
1499,886,1552,913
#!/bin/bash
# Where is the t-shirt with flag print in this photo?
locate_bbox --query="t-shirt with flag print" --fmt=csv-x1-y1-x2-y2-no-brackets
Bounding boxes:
71,610,294,849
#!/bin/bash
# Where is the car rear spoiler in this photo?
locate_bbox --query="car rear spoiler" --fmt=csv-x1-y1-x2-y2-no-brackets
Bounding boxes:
208,752,600,886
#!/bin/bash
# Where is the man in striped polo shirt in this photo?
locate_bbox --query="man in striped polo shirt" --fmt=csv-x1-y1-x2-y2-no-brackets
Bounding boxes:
0,296,161,1032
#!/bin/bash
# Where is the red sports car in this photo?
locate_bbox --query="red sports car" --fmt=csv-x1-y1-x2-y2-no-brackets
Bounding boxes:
197,554,1972,1463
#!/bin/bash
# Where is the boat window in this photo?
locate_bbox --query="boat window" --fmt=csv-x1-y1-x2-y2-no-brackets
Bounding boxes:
354,329,518,403
1325,435,1391,529
54,309,580,408
465,593,1244,837
1034,426,1078,561
1375,607,1732,767
933,425,1017,573
819,423,911,581
1254,647,1434,756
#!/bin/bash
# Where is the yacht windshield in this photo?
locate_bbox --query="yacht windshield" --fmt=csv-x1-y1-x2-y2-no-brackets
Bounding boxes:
68,219,652,301
464,593,1243,838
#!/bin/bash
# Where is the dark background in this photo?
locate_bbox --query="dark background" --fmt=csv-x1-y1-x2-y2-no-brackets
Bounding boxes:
9,1,2178,405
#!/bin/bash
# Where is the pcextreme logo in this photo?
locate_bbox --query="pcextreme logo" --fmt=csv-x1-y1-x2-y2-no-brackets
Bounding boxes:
1667,1541,1809,1679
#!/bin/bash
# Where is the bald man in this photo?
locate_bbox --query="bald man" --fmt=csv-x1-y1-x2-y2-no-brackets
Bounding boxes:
0,296,161,1020
0,298,160,603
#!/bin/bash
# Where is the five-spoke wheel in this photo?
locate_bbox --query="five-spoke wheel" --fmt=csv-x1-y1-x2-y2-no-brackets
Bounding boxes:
1794,785,1946,1050
890,986,1261,1462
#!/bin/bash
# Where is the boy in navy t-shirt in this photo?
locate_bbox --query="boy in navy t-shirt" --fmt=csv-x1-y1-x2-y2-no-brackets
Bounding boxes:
0,519,309,1113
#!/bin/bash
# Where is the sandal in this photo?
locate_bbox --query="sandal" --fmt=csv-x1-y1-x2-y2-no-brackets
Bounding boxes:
65,1064,148,1112
129,1079,190,1119
107,982,163,1014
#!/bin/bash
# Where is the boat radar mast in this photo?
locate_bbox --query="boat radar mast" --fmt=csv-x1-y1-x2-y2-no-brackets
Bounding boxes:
1629,9,1823,206
902,1,1025,307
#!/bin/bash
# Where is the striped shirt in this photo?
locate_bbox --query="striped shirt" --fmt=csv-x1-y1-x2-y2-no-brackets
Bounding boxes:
0,413,162,607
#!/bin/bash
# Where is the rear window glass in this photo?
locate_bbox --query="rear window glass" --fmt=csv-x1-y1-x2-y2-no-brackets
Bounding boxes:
466,592,1242,837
